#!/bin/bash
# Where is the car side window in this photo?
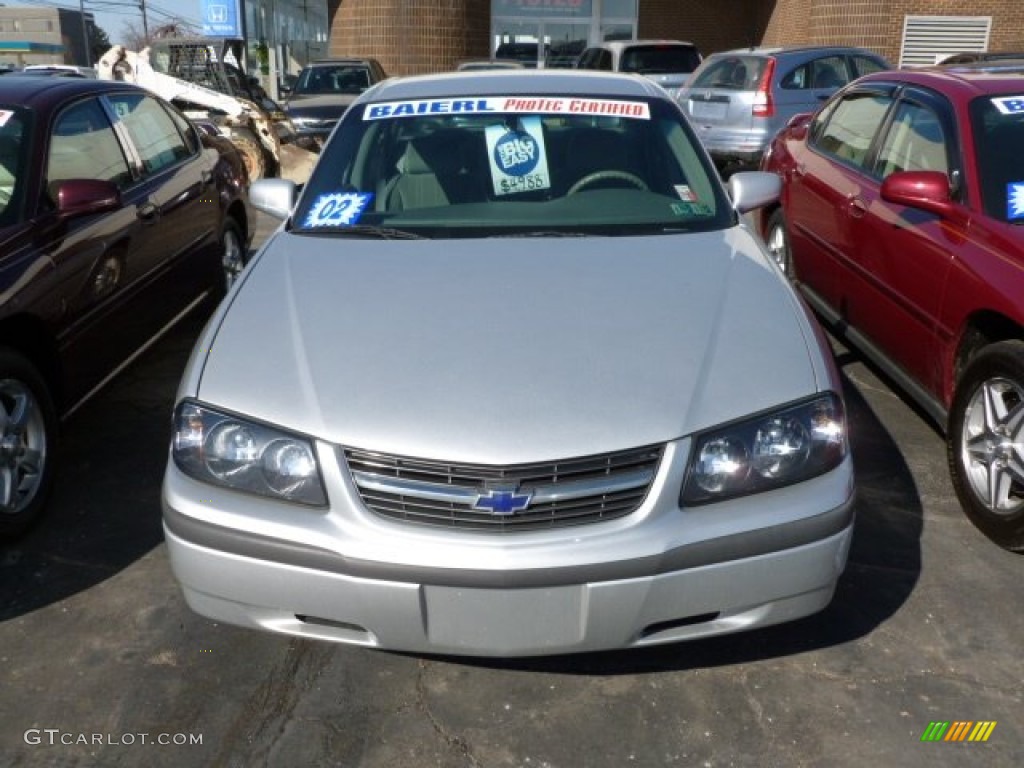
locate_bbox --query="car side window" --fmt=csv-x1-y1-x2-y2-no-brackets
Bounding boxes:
812,92,892,168
106,93,193,176
852,55,888,77
780,64,811,90
781,55,848,90
161,101,200,155
809,56,849,89
47,97,132,197
873,101,949,178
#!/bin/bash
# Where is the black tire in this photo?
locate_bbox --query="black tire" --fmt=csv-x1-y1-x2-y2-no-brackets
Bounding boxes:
947,340,1024,552
0,348,58,538
765,208,793,277
220,218,247,293
233,134,266,182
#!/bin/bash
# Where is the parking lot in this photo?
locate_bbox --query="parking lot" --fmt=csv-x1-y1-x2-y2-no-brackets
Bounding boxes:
1,210,1021,768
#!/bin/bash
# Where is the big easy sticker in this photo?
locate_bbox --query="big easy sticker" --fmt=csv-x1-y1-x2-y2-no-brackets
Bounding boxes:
485,117,551,196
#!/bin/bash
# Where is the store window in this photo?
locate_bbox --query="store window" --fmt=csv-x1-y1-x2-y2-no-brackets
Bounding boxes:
492,0,637,67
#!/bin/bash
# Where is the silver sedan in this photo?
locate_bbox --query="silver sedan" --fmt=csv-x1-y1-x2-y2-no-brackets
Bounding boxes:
162,70,855,657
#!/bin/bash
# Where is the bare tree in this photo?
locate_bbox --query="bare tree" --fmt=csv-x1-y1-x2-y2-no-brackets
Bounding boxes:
119,19,148,50
151,21,192,39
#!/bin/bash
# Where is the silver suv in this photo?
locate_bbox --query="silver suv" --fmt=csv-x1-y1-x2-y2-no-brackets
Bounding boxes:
678,46,890,174
576,40,702,98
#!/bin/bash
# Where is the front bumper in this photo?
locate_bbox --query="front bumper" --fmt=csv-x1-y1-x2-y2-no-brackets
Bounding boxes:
162,439,855,657
287,117,339,144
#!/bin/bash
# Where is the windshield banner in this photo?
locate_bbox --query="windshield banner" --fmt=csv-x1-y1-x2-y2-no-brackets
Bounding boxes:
364,97,650,120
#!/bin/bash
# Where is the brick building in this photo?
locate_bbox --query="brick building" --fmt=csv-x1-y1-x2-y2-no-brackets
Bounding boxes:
323,0,1024,76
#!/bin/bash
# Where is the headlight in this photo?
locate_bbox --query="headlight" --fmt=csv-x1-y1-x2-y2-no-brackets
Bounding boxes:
172,401,327,506
290,116,334,128
681,393,846,505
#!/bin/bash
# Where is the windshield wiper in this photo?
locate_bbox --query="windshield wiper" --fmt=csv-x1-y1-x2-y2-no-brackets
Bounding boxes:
489,231,594,237
295,224,425,239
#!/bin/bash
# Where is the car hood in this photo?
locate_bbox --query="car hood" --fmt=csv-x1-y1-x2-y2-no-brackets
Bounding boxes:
195,229,822,464
284,94,359,116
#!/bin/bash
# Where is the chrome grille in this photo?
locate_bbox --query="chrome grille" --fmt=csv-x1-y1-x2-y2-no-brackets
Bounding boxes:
344,444,664,532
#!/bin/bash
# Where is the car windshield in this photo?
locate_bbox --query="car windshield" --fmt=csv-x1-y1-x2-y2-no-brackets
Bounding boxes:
291,94,731,238
0,105,28,228
619,45,701,74
970,94,1024,223
294,65,371,95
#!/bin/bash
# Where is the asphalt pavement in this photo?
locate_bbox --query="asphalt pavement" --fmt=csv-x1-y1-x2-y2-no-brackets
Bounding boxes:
0,210,1020,768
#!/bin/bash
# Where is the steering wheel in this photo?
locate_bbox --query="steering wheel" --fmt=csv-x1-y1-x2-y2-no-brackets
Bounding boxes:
567,170,649,195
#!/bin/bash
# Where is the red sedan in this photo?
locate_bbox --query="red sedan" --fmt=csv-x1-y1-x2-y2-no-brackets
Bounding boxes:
760,64,1024,552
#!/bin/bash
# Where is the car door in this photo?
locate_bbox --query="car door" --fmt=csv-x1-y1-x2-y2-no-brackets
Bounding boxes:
105,91,220,315
41,93,154,403
778,54,852,118
845,89,960,395
786,86,895,313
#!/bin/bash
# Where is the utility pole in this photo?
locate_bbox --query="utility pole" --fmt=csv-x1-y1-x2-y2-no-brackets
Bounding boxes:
79,0,91,66
139,0,149,41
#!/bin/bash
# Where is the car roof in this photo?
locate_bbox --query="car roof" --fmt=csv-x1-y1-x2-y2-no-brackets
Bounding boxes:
593,39,697,51
362,69,668,101
940,51,1024,63
0,75,145,108
857,65,1024,99
309,58,379,67
710,44,881,58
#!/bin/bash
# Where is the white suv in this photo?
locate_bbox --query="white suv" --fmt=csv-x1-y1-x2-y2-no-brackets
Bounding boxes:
575,40,702,98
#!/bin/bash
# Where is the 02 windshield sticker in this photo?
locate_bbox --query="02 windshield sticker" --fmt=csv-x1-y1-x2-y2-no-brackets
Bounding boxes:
364,97,651,120
1009,182,1024,221
991,96,1024,115
304,192,373,227
485,117,552,197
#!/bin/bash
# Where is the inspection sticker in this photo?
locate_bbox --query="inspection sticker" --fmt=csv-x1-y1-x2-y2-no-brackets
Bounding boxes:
304,192,373,227
991,95,1024,115
485,117,551,196
674,184,698,202
365,97,650,120
1009,182,1024,220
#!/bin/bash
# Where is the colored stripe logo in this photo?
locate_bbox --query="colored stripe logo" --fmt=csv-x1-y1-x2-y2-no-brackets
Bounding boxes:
920,721,996,742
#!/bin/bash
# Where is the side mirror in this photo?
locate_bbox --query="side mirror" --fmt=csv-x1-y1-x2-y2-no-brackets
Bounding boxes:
880,170,960,221
53,178,121,218
727,171,781,214
250,178,299,220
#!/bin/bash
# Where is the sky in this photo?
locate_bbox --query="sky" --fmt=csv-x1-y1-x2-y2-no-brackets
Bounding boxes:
80,0,203,45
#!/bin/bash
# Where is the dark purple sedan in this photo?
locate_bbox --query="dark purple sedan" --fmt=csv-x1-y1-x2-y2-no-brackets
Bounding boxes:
0,75,252,535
